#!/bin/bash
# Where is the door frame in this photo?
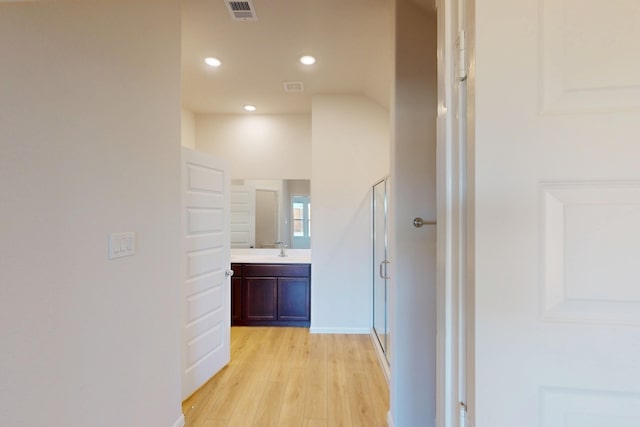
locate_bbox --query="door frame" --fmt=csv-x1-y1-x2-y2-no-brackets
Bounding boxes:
371,176,391,383
436,0,474,425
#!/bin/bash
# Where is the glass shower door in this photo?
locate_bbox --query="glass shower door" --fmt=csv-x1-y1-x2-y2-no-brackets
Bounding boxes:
372,178,390,363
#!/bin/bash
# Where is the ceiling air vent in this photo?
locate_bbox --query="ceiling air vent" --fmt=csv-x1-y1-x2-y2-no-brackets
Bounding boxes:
283,81,304,93
225,0,257,21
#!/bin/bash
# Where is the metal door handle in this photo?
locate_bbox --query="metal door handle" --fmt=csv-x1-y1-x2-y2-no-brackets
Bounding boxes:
379,260,390,280
225,269,234,277
413,217,437,228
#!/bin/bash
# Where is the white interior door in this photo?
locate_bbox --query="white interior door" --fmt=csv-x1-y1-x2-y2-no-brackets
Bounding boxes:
181,148,230,399
473,1,640,426
230,185,256,248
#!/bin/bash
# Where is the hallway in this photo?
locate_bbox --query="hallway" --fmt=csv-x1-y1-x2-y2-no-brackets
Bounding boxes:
182,327,389,426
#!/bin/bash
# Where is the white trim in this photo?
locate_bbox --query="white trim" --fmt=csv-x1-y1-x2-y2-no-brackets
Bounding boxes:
309,326,369,334
437,0,472,426
436,0,456,425
171,414,185,427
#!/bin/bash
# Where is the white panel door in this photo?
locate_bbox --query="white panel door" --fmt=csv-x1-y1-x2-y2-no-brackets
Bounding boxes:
474,1,640,426
230,185,256,248
181,148,230,399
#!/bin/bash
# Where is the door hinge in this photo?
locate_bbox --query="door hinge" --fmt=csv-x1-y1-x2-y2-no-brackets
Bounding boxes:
459,401,467,427
456,30,467,82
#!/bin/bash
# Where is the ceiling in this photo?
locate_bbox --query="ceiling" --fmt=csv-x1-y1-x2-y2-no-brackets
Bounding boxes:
181,0,394,114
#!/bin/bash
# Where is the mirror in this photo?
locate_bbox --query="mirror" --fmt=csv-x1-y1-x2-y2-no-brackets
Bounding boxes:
230,179,311,249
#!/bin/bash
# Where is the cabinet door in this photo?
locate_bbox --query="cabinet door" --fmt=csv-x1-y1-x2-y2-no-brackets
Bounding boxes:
277,277,310,321
245,277,277,321
231,276,243,325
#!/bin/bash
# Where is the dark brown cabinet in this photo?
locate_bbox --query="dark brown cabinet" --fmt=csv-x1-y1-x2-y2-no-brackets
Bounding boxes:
231,264,244,325
245,277,277,321
231,263,310,327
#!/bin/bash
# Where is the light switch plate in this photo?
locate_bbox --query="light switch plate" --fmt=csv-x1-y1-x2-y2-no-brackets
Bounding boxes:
109,232,136,259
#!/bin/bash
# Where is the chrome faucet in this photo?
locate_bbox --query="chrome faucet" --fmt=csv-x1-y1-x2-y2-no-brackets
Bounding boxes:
275,241,288,257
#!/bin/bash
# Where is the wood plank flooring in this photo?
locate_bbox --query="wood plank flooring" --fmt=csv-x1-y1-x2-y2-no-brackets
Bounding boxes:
182,327,389,427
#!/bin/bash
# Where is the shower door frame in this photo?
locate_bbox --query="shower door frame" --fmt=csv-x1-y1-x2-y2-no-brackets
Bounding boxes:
372,176,391,377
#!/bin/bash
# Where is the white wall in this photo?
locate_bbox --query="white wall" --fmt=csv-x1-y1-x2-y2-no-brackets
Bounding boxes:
0,2,183,427
288,179,311,196
181,108,196,148
311,95,390,333
195,114,311,179
389,0,438,425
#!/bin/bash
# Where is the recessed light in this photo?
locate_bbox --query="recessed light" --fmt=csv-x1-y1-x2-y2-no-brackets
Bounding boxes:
204,57,222,67
299,55,316,65
244,105,257,112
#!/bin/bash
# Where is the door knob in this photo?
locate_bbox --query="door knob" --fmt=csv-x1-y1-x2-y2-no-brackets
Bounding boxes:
413,217,436,228
225,269,234,277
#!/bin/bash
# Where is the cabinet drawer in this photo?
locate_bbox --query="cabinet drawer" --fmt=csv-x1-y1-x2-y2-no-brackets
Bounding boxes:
243,263,310,278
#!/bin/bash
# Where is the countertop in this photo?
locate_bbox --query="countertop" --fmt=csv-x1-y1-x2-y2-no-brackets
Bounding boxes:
230,248,311,264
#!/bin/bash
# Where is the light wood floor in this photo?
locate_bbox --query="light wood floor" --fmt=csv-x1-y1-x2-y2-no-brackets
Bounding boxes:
182,327,389,427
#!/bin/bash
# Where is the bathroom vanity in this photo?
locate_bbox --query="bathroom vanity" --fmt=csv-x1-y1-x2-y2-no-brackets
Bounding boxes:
230,249,311,327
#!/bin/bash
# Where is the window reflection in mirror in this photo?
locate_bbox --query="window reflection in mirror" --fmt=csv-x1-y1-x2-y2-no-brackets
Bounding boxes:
292,196,311,249
230,179,310,249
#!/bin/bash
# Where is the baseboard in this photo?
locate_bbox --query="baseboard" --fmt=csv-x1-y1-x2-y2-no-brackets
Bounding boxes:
172,414,185,427
309,326,370,334
387,411,394,427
